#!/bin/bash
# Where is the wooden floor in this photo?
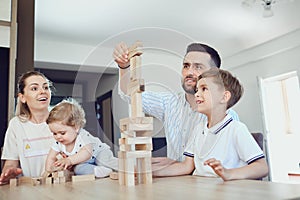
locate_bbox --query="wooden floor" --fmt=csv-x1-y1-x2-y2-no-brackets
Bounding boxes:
1,175,300,200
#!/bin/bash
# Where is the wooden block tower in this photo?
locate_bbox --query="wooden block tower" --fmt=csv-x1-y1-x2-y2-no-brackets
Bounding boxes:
118,41,153,186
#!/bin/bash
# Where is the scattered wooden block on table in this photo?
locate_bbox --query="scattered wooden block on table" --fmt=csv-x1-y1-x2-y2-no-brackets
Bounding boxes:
9,178,17,187
71,174,95,182
109,172,119,180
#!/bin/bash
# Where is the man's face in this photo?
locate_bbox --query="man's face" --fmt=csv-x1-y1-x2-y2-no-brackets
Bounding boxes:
181,51,212,94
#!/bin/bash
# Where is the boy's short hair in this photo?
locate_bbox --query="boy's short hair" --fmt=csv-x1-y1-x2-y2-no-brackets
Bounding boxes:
198,68,243,109
186,43,221,68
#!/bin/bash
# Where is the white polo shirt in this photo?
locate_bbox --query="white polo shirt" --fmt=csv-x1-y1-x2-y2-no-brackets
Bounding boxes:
184,115,264,177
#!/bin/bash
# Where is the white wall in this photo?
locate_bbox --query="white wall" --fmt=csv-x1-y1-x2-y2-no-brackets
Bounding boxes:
226,29,300,133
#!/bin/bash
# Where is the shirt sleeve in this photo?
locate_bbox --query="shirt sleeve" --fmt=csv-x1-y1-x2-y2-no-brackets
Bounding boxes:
183,126,199,158
234,123,265,164
1,119,19,160
142,91,172,121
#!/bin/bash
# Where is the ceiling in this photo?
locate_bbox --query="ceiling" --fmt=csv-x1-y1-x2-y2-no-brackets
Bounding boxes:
34,0,300,65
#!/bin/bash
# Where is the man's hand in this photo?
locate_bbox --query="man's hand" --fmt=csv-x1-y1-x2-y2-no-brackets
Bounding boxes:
113,42,130,68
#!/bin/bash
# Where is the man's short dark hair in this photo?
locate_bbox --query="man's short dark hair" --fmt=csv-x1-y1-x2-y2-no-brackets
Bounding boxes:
186,43,221,68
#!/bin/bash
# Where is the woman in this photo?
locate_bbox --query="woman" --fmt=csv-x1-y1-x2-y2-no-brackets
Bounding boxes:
0,71,54,185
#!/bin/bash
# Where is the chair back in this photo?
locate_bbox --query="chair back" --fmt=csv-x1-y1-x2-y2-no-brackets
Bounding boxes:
251,132,264,150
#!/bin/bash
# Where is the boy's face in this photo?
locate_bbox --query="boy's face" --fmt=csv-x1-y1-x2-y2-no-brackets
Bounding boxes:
194,77,225,115
48,122,78,147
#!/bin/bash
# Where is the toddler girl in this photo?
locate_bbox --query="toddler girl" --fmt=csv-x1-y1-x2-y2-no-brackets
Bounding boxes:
45,99,118,178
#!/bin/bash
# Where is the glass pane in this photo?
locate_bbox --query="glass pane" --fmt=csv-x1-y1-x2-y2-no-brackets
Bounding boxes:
0,0,11,21
0,26,10,47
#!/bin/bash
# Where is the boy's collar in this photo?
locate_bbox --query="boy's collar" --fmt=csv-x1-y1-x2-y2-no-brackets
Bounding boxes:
205,115,233,135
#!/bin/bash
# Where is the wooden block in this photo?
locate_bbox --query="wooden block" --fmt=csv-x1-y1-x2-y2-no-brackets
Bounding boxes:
18,176,33,184
71,174,95,182
57,169,73,180
46,177,53,184
119,144,135,152
9,178,17,187
128,49,143,60
52,171,59,178
120,123,153,133
131,92,144,118
120,137,152,145
139,157,152,184
130,56,142,81
118,153,125,185
40,177,52,185
120,117,153,125
128,41,143,53
53,177,60,184
31,178,41,186
124,157,135,186
109,172,119,180
59,177,66,183
118,151,151,159
126,79,145,96
121,131,136,138
118,151,137,186
135,143,152,151
136,131,153,137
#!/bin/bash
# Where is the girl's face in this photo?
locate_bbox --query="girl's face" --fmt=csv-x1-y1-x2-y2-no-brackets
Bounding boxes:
48,122,79,146
19,75,51,112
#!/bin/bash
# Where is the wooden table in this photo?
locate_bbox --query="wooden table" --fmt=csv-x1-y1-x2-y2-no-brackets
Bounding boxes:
1,176,300,200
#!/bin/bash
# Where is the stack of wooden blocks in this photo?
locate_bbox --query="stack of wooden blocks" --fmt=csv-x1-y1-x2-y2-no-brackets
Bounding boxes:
118,42,153,186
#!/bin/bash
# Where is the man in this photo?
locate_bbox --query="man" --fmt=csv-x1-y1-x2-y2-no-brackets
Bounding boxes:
113,42,238,162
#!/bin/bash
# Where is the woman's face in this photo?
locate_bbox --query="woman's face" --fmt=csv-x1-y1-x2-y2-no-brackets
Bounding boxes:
19,75,51,112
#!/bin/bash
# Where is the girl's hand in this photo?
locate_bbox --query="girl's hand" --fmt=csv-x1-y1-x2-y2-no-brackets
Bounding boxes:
54,158,73,170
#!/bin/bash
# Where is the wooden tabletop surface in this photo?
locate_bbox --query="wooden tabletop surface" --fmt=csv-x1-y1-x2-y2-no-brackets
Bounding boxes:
1,175,300,200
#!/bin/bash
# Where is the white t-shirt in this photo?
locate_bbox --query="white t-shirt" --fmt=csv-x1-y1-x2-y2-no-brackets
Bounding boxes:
51,128,110,158
184,115,264,177
1,117,54,177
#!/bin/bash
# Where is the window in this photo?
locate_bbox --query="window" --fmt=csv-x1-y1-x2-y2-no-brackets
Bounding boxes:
259,71,300,183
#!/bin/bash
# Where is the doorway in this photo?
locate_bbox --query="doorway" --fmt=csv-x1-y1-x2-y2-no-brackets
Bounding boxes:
96,91,114,152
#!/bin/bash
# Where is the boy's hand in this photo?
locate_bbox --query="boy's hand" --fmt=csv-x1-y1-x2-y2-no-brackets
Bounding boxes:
204,158,230,181
0,167,22,185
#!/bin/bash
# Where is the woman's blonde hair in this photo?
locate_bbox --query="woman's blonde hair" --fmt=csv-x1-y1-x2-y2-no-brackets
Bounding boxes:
47,99,86,129
15,71,52,122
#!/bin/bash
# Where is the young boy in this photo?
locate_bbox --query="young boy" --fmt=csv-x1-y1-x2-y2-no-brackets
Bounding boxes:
152,68,269,181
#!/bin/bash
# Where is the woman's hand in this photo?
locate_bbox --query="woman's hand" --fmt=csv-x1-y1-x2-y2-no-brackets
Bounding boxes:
0,167,22,185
